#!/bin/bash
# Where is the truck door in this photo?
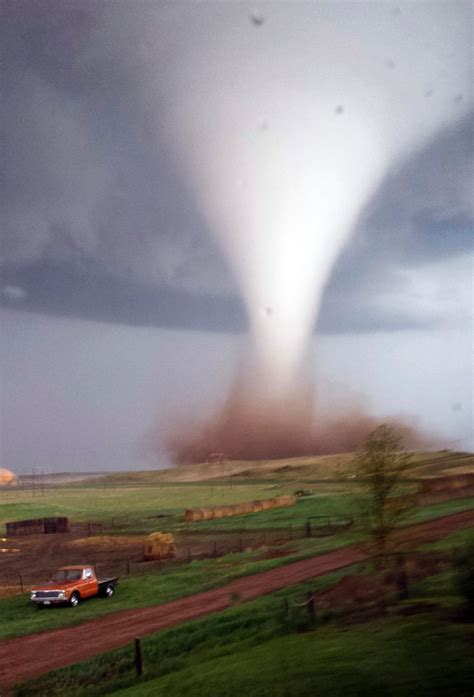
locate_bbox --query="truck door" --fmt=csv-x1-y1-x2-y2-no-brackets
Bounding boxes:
82,567,97,597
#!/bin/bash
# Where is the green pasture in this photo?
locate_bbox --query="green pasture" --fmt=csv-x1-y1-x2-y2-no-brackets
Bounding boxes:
1,478,473,644
0,532,362,641
2,479,473,535
0,482,289,533
15,566,474,697
110,616,474,697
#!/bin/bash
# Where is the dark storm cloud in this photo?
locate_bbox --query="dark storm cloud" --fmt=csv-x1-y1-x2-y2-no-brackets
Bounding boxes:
319,114,473,333
1,1,472,334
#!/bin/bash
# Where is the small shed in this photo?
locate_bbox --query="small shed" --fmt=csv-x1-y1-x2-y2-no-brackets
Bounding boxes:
6,516,69,536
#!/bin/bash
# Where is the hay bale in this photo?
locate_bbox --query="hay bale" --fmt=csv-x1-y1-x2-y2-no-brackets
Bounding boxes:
144,532,175,560
250,500,264,512
183,495,296,522
184,508,205,522
273,495,296,508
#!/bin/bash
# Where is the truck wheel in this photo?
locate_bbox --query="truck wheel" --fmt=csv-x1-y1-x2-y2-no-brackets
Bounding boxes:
104,584,114,598
69,592,80,607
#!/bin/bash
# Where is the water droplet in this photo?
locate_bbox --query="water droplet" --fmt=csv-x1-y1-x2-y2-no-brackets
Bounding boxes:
335,105,344,115
250,11,265,26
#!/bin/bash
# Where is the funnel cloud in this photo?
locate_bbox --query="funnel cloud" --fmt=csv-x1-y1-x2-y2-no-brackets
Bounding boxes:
145,2,471,460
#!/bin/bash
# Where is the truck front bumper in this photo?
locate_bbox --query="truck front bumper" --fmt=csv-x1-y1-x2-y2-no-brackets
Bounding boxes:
31,592,67,606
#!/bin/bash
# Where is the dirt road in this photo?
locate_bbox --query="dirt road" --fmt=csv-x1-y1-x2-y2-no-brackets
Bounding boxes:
1,509,473,691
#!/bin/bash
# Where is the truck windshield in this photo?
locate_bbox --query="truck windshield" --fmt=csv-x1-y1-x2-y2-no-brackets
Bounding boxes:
52,569,82,582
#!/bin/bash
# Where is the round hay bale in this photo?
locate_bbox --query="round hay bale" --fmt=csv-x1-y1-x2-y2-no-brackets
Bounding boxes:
250,501,264,512
184,508,203,522
200,508,216,521
274,495,296,507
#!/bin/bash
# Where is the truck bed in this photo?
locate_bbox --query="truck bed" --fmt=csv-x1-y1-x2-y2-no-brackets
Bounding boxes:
97,577,119,588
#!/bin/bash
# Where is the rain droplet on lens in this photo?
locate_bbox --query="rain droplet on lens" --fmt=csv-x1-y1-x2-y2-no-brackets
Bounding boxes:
424,89,434,98
335,105,344,115
385,59,396,70
250,11,265,26
454,94,463,103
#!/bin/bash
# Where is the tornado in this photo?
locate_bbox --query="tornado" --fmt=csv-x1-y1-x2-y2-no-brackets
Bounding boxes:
142,2,471,461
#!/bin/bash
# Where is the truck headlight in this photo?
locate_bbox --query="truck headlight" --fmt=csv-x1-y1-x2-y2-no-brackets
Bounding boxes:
58,591,66,599
30,591,36,599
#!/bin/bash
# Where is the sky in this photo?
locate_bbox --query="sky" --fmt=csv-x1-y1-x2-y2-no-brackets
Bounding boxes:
1,1,473,472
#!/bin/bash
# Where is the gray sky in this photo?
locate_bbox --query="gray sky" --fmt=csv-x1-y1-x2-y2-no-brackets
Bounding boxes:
1,1,473,471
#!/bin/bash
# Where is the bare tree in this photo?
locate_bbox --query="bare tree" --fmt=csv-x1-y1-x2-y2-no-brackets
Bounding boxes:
354,424,415,566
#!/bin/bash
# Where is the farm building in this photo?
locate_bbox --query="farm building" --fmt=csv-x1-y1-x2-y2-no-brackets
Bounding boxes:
6,516,69,536
0,468,18,486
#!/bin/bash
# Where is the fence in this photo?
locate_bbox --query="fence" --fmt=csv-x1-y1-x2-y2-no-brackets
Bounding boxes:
6,517,69,536
0,516,354,597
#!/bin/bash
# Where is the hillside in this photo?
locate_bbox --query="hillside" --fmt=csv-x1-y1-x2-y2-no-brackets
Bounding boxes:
88,450,474,486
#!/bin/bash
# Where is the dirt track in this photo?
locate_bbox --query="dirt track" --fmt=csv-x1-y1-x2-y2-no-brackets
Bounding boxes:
0,509,473,691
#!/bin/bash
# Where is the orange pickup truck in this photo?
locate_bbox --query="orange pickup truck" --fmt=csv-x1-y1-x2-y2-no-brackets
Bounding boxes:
30,565,119,608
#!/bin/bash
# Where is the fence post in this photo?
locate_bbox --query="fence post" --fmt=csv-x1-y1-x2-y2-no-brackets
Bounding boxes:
19,572,24,594
304,520,311,538
397,554,409,600
126,557,131,575
307,592,316,625
134,637,143,677
88,522,92,536
283,598,291,632
187,546,191,563
213,541,218,558
239,531,243,553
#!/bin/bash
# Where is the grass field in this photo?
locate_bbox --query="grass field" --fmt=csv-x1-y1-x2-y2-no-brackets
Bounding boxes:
1,470,473,643
0,530,364,641
2,454,474,696
15,567,474,697
2,480,474,535
1,494,472,639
